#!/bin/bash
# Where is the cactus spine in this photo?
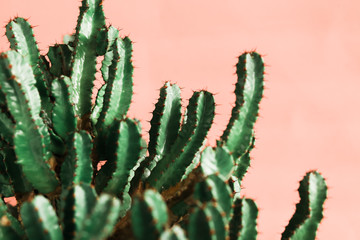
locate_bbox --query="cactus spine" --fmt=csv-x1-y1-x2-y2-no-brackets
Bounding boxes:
0,1,327,240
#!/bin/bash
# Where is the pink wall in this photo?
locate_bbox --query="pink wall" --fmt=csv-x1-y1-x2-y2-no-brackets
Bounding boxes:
1,0,359,239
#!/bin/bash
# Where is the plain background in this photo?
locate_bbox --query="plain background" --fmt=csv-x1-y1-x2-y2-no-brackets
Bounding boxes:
1,0,359,239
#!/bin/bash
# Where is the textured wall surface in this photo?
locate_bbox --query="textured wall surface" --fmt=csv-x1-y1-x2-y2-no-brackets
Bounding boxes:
1,0,359,239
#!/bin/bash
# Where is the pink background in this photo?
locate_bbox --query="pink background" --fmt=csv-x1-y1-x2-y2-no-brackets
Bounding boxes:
1,0,359,239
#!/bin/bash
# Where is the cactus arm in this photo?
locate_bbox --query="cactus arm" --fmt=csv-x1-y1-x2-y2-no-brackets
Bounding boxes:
95,119,143,197
91,27,120,126
70,0,106,120
60,131,93,189
207,204,228,240
0,51,58,193
194,174,232,218
181,147,202,181
130,82,182,191
71,132,93,185
229,198,258,240
91,27,125,128
91,83,107,127
95,37,133,129
200,146,234,181
2,146,32,194
99,26,120,83
131,190,168,240
47,44,72,77
51,76,77,141
61,184,97,240
6,17,53,116
188,206,212,240
220,52,264,159
281,171,327,240
233,136,255,185
76,194,120,240
160,225,187,240
20,196,63,240
5,17,40,66
189,203,227,240
148,82,182,162
147,91,215,191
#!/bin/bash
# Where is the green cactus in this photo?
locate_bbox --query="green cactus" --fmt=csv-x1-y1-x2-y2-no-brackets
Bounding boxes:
0,1,327,240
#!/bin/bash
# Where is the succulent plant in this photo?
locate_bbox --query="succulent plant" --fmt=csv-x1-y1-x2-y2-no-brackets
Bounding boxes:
0,0,327,239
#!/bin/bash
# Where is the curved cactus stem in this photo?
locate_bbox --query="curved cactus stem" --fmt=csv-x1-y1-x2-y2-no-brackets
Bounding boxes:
47,44,72,77
20,195,63,240
188,205,211,240
189,203,227,240
51,76,76,142
131,189,168,240
131,82,182,189
69,0,107,121
5,17,41,68
233,136,255,185
118,192,132,218
160,225,187,240
95,119,144,197
76,194,120,240
147,91,215,191
281,171,327,240
229,198,258,240
147,82,182,167
100,26,120,83
95,37,133,129
194,174,233,219
207,204,228,240
60,184,97,240
6,17,53,116
181,148,202,181
1,146,32,195
200,146,234,181
91,27,120,127
91,83,107,127
220,52,264,159
0,51,58,194
60,131,93,189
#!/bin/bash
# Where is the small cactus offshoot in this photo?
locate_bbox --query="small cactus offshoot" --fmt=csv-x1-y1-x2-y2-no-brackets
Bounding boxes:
0,0,327,239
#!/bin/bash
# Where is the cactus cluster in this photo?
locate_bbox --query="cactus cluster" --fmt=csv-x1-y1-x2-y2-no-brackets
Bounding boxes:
0,0,327,239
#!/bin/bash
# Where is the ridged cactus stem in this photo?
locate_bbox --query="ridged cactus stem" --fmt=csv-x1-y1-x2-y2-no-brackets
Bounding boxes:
95,119,145,198
94,36,134,130
229,198,258,240
281,171,327,240
70,0,107,128
5,17,53,117
131,82,182,188
0,51,58,194
131,190,169,240
220,52,264,160
147,91,215,191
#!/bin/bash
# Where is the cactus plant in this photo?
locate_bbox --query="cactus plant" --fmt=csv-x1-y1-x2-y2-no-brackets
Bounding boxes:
0,0,327,239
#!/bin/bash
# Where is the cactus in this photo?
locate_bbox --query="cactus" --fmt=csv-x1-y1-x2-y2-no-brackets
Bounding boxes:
0,1,328,239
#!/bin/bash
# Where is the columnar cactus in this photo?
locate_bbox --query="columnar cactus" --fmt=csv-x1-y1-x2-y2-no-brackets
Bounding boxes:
0,0,327,239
